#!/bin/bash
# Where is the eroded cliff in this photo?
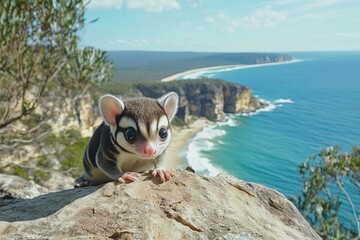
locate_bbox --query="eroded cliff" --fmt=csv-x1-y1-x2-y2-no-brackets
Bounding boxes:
137,79,267,122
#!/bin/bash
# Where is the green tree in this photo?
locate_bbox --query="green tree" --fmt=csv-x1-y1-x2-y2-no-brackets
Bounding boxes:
0,1,112,151
291,145,360,239
0,0,112,178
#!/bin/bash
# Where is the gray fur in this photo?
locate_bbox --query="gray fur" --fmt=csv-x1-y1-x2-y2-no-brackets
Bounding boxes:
74,92,178,187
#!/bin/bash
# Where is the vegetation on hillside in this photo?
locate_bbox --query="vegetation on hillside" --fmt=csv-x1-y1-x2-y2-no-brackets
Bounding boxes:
291,145,360,239
108,51,293,82
0,1,112,180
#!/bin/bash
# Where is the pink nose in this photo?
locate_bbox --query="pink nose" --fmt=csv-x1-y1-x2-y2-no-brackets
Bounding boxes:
143,144,156,156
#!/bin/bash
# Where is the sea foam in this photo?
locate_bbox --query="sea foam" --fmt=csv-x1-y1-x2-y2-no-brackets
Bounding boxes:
183,60,298,175
186,96,295,175
186,124,226,176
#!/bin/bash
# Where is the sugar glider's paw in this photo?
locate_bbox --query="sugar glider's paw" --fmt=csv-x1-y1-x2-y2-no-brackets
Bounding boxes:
74,176,93,188
117,172,141,183
152,167,175,182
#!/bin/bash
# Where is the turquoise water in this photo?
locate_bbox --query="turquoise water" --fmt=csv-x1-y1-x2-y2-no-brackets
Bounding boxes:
182,51,360,225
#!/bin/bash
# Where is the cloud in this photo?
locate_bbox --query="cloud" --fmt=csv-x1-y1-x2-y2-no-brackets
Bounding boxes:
299,0,345,10
116,38,150,46
205,17,215,23
241,7,287,28
206,7,286,33
87,0,124,9
314,32,360,38
180,21,190,26
127,0,180,12
88,0,180,12
294,10,343,22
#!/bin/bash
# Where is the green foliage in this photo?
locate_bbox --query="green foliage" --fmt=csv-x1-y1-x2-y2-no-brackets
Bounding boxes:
37,155,51,168
0,0,112,129
171,116,186,127
46,129,89,178
291,145,360,239
10,165,50,185
60,135,89,178
11,166,28,180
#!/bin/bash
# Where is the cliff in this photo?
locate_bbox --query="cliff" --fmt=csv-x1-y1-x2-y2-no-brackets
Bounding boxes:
0,170,320,239
136,79,267,122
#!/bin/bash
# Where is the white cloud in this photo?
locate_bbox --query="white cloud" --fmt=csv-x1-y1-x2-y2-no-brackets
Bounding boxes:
88,0,180,12
299,0,344,10
205,16,215,23
88,0,124,9
157,39,167,44
295,10,343,22
127,0,180,12
207,7,286,34
335,32,360,38
241,7,287,28
314,32,360,38
180,21,190,26
116,38,150,46
217,12,227,20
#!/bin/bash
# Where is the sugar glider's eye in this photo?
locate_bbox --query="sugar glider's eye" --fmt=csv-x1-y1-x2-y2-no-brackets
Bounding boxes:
159,128,168,140
124,127,137,142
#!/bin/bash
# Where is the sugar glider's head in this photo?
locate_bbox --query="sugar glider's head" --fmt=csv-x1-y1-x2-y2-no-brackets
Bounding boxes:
99,92,179,159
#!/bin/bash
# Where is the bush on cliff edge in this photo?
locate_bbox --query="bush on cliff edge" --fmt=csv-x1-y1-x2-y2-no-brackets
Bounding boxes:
291,145,360,239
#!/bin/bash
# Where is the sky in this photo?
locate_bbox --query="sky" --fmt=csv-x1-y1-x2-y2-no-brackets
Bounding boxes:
82,0,360,52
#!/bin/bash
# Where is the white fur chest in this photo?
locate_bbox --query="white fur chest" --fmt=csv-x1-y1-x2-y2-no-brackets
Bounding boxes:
116,152,156,173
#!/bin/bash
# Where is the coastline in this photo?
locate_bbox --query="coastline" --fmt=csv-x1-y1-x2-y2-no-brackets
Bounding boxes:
161,59,299,170
163,118,211,169
160,59,300,82
160,65,243,82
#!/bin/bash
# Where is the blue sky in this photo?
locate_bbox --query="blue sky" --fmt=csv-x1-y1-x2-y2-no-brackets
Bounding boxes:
83,0,360,52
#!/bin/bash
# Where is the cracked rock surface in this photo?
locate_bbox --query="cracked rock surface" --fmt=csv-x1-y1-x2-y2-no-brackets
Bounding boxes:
0,170,320,239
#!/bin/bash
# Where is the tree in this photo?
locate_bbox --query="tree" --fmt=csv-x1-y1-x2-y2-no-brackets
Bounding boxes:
291,145,360,239
0,1,112,156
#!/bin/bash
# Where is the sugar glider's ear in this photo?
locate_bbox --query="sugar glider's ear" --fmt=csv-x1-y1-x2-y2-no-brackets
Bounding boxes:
157,92,179,121
99,94,124,126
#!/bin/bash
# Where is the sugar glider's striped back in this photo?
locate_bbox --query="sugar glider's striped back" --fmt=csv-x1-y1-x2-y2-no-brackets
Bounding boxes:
74,92,179,187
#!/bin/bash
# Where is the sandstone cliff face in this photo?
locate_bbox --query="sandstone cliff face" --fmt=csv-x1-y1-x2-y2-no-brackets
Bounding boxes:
137,79,267,122
0,171,320,240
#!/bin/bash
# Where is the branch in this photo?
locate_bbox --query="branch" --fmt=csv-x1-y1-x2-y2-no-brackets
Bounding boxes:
0,112,25,128
336,176,360,237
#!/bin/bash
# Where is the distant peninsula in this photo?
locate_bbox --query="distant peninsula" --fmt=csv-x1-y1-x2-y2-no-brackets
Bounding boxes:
107,51,293,82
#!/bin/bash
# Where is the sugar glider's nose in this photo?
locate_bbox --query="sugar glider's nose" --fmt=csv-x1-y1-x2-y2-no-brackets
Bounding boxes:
142,142,156,156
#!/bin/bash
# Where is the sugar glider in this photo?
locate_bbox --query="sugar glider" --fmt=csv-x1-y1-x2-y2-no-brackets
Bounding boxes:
74,92,179,187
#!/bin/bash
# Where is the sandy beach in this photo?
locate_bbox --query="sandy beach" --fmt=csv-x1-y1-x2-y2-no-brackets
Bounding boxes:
163,118,211,169
160,60,299,82
160,65,243,82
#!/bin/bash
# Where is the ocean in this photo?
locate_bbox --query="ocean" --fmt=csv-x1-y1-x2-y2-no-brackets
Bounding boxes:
179,51,360,224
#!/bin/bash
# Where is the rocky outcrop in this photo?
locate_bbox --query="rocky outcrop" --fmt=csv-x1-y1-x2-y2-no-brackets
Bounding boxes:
136,79,267,122
0,170,320,239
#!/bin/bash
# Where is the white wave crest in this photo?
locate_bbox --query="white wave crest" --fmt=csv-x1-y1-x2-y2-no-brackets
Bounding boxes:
274,98,294,104
186,125,225,176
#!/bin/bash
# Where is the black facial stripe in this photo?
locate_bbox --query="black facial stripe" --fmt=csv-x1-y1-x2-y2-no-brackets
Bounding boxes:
110,133,134,154
115,126,137,143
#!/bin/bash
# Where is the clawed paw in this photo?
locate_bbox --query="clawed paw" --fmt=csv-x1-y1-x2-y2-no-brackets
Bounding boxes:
117,172,141,183
74,176,92,188
152,168,175,182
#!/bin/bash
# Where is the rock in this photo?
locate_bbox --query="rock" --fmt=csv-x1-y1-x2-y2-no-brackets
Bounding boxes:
0,171,320,239
137,79,267,122
0,174,49,199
